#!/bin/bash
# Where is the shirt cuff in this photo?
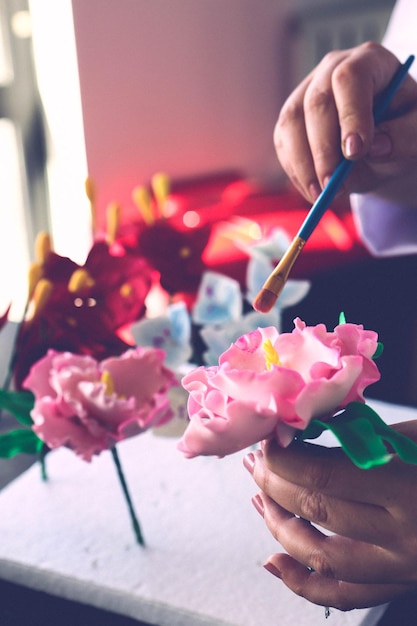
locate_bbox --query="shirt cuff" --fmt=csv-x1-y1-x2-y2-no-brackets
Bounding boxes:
351,193,417,257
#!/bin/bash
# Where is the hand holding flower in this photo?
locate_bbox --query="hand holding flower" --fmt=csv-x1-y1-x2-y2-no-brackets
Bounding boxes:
247,429,417,610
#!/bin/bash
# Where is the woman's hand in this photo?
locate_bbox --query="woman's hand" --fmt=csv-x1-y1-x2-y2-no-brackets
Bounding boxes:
245,420,417,610
275,42,417,206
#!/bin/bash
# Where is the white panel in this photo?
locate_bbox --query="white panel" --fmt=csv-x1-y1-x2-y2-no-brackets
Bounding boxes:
0,119,30,320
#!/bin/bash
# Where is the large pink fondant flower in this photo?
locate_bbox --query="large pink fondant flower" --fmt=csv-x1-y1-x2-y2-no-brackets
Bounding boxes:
23,347,177,461
178,318,381,458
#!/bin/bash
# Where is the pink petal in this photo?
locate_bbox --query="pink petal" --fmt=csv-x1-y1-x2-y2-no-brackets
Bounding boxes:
178,401,277,458
22,350,60,399
102,347,175,406
31,397,110,462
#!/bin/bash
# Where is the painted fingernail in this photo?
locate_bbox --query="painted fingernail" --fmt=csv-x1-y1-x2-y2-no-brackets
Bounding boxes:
345,133,363,158
243,452,255,474
263,560,282,579
251,494,264,517
308,182,321,202
369,132,392,158
323,174,343,197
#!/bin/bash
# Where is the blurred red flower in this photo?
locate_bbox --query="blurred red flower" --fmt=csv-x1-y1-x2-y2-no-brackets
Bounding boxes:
13,241,152,387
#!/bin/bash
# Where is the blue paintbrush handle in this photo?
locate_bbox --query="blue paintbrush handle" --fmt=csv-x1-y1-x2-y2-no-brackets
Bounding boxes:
297,54,415,242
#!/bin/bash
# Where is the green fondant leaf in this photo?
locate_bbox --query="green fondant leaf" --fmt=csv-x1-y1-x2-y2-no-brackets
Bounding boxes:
0,389,34,425
0,429,43,458
301,420,327,440
338,312,346,325
373,342,384,359
302,402,417,470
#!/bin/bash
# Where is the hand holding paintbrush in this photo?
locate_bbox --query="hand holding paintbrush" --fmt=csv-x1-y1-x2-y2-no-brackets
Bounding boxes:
253,54,415,313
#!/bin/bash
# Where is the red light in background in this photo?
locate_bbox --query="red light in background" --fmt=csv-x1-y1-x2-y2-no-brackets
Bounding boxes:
183,211,201,228
320,212,353,250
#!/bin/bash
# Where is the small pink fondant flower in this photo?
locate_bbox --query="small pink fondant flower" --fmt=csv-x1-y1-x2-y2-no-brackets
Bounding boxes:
178,318,381,458
23,348,177,461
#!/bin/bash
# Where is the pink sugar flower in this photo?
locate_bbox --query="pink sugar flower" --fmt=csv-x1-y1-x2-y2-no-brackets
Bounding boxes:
178,318,381,458
23,347,177,461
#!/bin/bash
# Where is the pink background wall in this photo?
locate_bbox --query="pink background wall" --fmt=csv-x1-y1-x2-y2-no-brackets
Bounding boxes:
71,0,292,217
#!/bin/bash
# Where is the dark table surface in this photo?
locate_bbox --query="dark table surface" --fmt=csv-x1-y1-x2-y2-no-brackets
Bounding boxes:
0,578,152,626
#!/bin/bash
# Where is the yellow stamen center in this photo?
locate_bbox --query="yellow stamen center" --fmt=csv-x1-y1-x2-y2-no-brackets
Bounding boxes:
132,185,154,225
263,339,281,371
68,268,95,293
35,232,52,264
85,176,97,236
30,279,53,319
151,172,170,212
106,202,121,245
27,262,43,298
101,370,115,396
120,282,133,298
84,175,95,203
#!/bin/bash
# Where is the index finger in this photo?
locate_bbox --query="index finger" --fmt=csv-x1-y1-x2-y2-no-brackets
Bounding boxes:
264,552,413,611
332,43,406,159
258,438,417,508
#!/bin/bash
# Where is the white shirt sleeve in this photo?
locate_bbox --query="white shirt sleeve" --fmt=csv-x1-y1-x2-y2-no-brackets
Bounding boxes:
352,194,417,256
351,0,417,256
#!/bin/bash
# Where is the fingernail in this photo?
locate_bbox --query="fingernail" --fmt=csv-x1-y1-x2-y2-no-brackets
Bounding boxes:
369,132,392,158
308,182,321,202
243,452,255,474
345,133,363,158
263,560,282,579
322,174,343,197
251,494,264,517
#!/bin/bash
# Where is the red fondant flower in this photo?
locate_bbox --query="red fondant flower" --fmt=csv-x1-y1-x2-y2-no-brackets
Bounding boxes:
14,241,152,387
136,221,211,294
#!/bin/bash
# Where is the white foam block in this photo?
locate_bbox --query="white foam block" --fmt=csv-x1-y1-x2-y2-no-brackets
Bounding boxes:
1,398,413,625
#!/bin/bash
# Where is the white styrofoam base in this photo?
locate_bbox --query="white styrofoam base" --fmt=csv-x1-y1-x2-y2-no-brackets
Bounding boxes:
0,399,414,626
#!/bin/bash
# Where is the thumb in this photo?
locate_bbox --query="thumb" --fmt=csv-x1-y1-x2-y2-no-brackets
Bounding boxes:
334,45,416,160
369,109,417,160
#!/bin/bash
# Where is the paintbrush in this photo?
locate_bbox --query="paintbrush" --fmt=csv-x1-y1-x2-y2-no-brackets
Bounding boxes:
253,54,415,313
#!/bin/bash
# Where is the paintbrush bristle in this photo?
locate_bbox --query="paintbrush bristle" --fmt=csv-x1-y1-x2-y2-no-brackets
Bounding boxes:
253,236,306,314
253,288,278,313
